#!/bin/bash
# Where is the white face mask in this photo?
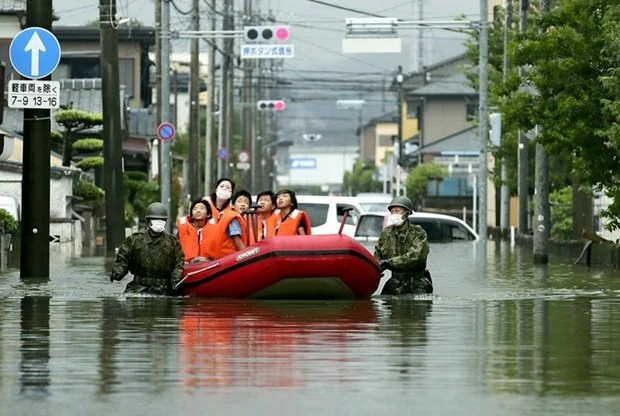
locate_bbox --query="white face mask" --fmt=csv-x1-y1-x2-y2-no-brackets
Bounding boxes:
389,214,405,227
216,189,232,200
148,219,167,234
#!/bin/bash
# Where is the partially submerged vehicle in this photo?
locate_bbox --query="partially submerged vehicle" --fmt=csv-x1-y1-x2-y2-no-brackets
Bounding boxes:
354,212,479,244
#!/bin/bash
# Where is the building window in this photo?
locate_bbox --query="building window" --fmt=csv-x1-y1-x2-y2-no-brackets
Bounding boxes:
378,135,394,146
466,103,479,120
406,101,418,118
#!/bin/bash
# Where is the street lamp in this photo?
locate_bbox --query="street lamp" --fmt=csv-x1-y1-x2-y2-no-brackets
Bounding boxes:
394,65,404,167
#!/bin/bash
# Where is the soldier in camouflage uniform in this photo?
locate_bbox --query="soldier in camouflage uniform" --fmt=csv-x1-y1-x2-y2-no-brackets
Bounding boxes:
110,202,185,295
374,196,433,295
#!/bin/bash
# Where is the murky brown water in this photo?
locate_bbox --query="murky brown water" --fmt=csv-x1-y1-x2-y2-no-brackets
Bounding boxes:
2,241,620,415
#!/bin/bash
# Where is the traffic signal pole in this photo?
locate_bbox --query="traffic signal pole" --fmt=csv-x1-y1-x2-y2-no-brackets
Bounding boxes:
20,0,53,279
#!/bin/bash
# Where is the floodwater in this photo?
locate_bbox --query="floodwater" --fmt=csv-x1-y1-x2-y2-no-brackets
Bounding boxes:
2,241,620,415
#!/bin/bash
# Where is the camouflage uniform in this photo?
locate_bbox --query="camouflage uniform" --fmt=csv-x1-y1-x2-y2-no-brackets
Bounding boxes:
110,230,185,295
374,222,433,295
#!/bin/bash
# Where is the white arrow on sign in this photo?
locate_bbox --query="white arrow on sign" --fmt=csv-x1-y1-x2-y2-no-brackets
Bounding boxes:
24,32,46,77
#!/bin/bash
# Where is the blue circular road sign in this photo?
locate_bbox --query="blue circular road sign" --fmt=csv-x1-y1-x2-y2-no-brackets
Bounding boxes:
157,122,176,142
217,148,228,160
9,27,61,80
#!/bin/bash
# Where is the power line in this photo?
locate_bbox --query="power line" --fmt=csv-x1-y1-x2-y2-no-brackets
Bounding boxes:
305,0,386,18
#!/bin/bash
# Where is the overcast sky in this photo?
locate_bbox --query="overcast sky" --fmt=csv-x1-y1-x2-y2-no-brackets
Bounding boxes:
51,0,480,142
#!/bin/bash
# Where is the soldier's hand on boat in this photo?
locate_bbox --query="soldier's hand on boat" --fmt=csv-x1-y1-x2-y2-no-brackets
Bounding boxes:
109,272,123,282
379,260,392,272
189,256,207,264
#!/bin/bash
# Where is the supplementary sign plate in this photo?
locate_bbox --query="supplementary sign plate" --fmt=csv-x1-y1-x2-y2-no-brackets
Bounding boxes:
8,80,60,109
240,44,294,59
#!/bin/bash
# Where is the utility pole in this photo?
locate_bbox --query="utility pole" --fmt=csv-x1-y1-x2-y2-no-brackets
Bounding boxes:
396,65,403,166
205,0,217,194
500,0,512,234
517,0,529,234
188,0,200,200
154,0,161,126
225,0,235,180
20,0,53,278
533,0,550,264
160,0,172,231
242,0,253,188
217,0,232,179
478,0,489,242
100,0,125,257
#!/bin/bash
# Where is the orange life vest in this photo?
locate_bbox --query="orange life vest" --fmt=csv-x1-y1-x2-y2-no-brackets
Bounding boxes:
203,197,231,222
177,216,216,261
268,209,312,236
207,209,248,259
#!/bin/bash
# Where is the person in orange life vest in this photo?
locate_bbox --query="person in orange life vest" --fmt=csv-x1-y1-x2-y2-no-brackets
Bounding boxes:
255,190,277,241
272,188,312,236
202,177,235,221
177,199,216,263
207,190,250,259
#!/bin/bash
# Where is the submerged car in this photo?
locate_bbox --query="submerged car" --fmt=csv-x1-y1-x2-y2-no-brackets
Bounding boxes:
354,212,479,244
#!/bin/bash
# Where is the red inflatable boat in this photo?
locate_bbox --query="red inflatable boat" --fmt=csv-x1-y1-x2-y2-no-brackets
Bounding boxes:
178,234,381,300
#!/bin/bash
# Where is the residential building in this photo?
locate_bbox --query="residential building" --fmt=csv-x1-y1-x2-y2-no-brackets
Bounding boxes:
360,110,397,167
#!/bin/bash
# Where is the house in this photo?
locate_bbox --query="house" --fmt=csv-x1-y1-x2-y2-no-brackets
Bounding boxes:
360,110,397,168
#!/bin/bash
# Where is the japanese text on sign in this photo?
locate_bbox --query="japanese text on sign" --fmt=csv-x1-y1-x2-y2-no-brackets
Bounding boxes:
8,80,60,109
240,44,295,59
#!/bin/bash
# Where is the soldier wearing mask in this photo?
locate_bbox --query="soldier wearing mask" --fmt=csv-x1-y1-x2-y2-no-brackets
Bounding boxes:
374,196,432,295
109,202,185,295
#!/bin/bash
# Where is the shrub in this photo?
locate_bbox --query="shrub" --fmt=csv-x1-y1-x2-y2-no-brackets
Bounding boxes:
74,179,104,201
0,209,18,233
76,156,104,171
72,138,103,153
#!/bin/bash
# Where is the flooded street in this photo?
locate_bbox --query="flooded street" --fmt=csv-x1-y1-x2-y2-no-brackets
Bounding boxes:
2,242,620,415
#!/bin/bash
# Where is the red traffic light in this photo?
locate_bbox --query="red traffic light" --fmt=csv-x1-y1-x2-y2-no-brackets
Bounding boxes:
244,26,291,43
257,100,286,112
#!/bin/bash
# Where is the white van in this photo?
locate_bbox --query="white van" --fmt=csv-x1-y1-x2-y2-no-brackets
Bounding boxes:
296,195,364,237
0,195,20,221
353,193,393,213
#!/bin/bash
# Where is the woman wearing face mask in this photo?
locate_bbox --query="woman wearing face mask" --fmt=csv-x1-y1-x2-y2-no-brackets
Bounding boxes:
374,196,433,295
203,178,236,221
109,202,185,295
208,190,251,259
177,199,216,263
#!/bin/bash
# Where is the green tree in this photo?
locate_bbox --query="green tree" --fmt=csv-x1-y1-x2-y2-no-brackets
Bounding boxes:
549,186,573,240
501,0,620,223
55,109,103,167
405,162,449,208
343,160,382,195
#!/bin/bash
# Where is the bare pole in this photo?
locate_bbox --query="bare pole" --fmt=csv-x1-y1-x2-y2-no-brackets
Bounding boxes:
100,0,125,256
517,0,529,234
225,0,235,180
205,0,217,194
533,0,550,263
188,0,200,200
500,0,512,233
217,0,231,178
478,0,489,242
160,0,172,230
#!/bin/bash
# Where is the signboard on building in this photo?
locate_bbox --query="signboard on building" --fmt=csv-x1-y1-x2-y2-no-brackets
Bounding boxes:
290,158,317,169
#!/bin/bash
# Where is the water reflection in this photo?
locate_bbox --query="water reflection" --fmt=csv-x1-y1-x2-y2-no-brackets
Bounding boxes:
19,296,51,396
178,299,378,389
478,297,620,395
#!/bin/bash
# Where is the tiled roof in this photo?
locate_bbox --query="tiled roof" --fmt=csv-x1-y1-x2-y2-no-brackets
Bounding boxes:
2,78,126,134
409,73,477,97
127,108,156,138
0,0,25,13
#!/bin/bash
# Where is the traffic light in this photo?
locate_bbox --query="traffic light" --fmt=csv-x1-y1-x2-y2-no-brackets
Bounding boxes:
257,100,286,112
244,26,291,43
489,112,502,146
